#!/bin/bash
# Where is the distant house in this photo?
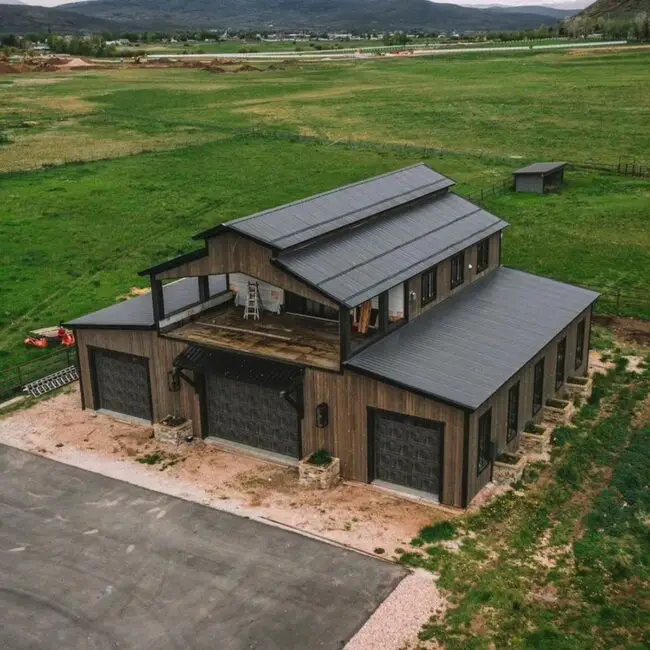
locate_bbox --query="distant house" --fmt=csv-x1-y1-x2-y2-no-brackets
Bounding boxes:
67,165,597,508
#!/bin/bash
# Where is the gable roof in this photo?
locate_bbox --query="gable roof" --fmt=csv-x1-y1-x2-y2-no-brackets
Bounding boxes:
347,267,599,410
276,191,507,307
66,276,227,329
202,164,454,251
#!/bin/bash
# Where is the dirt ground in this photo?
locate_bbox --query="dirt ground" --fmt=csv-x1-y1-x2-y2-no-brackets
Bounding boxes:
593,315,650,349
0,387,452,558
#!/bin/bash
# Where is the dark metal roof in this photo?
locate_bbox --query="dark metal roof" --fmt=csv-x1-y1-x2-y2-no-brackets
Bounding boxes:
346,268,599,411
174,344,302,389
277,192,508,307
514,162,566,176
66,276,227,329
217,164,454,250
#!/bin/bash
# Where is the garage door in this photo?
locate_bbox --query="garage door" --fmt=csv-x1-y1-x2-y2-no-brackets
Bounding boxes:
92,349,152,421
205,373,300,459
370,410,443,497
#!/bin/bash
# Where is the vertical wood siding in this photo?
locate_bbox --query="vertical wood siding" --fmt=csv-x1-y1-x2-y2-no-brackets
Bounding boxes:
466,307,592,502
155,232,337,308
76,329,202,433
302,368,466,508
408,232,501,320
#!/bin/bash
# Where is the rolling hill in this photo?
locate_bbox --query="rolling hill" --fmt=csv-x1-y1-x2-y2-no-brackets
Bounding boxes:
57,0,565,33
580,0,650,18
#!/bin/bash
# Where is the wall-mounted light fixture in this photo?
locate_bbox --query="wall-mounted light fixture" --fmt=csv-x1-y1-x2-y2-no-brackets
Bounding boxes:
316,402,329,428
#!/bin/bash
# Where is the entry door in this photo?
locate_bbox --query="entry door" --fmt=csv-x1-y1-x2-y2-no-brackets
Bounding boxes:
92,349,152,421
370,410,443,497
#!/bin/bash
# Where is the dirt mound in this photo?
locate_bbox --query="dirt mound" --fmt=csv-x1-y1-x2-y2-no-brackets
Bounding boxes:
237,63,261,72
58,57,94,69
183,61,207,69
266,63,285,71
46,57,69,65
0,62,19,74
203,65,226,74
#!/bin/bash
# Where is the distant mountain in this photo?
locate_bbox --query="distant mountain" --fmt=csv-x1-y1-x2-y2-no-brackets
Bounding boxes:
58,0,565,33
580,0,650,18
484,5,577,18
0,5,153,33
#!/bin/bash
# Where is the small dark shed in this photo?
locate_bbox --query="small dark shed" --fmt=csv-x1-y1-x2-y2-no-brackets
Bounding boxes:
514,162,566,194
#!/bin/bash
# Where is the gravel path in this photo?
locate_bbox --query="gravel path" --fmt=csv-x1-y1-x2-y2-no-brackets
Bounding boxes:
345,569,444,650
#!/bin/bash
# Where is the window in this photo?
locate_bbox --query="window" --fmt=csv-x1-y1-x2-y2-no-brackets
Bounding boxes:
477,238,490,273
450,252,465,290
556,337,567,390
575,319,586,370
420,266,437,306
507,382,520,442
477,409,492,475
532,358,545,415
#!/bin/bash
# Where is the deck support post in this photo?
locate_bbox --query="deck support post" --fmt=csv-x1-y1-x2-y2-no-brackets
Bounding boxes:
198,275,210,303
151,275,165,326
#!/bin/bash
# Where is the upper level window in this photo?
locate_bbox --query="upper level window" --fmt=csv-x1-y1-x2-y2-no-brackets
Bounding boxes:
477,409,492,475
450,252,465,290
507,382,520,442
420,266,437,306
533,357,545,415
556,337,567,390
477,239,489,273
575,319,586,370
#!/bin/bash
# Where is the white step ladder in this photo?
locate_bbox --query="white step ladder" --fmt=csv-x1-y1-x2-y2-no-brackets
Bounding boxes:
243,281,262,320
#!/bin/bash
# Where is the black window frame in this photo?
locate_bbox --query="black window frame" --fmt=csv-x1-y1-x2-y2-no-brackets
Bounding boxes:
555,337,567,390
420,266,438,307
285,292,338,321
506,382,520,443
450,252,465,290
477,409,492,475
476,238,490,273
575,319,586,370
532,357,545,416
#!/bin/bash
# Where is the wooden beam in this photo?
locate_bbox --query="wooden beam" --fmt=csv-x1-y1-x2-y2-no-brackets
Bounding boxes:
198,275,210,303
151,275,165,325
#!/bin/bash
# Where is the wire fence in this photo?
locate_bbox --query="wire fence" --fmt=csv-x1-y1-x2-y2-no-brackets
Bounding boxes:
0,346,78,403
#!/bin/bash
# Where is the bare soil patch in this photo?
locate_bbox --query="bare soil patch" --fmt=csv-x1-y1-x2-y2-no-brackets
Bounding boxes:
593,315,650,348
0,387,452,557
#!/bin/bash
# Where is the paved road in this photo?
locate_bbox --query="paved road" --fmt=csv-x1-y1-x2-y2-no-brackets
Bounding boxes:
0,445,405,649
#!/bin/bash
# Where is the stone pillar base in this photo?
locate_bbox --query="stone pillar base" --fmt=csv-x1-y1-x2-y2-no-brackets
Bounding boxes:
153,417,193,446
493,453,527,485
299,456,341,489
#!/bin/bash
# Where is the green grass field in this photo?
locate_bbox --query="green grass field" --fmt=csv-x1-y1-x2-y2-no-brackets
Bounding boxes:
1,48,649,371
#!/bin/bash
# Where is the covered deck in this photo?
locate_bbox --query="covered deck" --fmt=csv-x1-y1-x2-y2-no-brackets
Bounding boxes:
163,302,341,371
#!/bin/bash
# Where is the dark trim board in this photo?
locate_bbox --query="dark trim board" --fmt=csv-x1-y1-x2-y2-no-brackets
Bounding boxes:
271,257,344,307
461,411,471,508
66,323,157,332
138,246,208,277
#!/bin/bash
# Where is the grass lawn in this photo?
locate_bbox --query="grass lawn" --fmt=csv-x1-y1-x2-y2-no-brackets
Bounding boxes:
1,48,649,370
402,356,650,649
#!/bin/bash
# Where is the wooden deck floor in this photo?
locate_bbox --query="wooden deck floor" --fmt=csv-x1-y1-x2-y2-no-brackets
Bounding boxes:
164,305,341,371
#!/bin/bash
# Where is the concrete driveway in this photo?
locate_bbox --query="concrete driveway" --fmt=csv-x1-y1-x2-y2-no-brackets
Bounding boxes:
0,445,405,649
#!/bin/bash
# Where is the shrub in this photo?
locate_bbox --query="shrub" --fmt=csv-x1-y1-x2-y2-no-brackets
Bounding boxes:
524,420,545,434
307,448,333,466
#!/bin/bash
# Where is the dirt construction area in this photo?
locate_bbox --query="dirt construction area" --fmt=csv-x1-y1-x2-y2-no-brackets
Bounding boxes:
0,386,452,559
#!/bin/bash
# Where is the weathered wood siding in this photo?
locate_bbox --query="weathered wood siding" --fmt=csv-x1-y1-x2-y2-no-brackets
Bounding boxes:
408,232,501,319
466,307,592,502
75,329,202,434
302,368,466,508
155,233,336,308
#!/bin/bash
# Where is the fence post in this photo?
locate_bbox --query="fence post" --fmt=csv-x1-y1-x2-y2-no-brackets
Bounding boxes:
616,288,621,312
17,365,22,388
66,348,71,367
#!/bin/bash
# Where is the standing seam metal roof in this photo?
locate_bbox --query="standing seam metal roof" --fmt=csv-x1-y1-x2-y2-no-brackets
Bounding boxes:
277,192,508,307
66,276,227,329
346,267,599,410
224,164,454,250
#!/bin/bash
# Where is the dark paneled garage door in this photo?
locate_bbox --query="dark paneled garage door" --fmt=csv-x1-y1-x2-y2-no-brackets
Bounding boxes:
371,410,443,497
92,349,152,421
205,373,300,459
